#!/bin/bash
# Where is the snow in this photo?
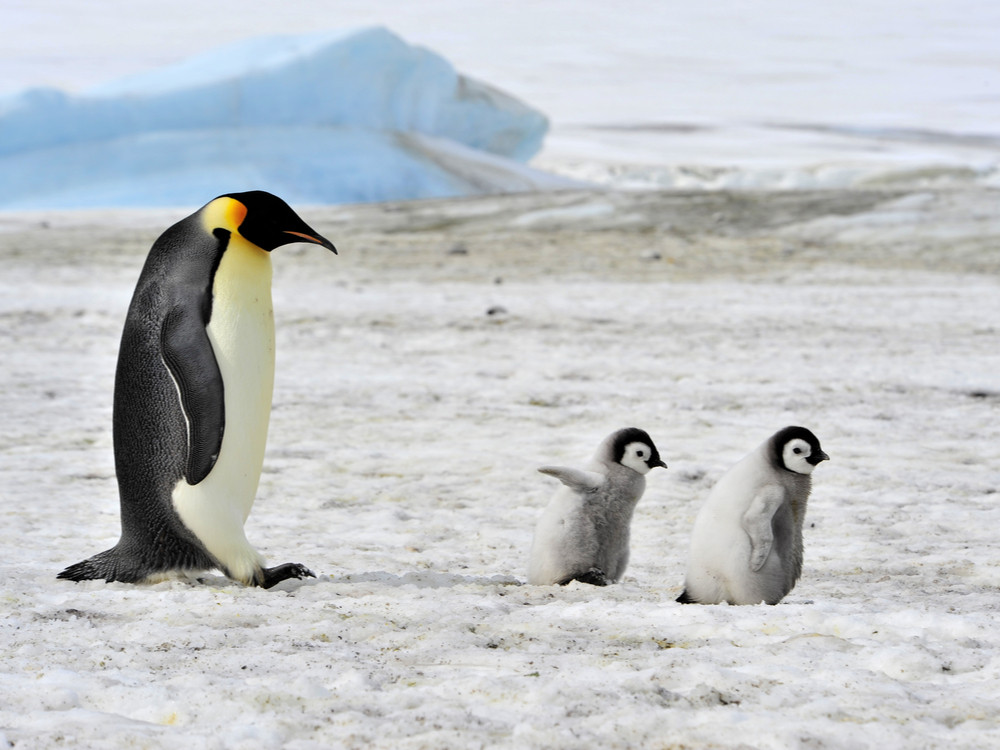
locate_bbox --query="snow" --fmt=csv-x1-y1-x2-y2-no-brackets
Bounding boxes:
0,27,554,209
2,188,999,748
2,2,1000,748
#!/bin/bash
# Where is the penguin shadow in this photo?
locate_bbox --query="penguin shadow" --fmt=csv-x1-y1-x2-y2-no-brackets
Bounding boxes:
177,571,318,592
328,571,523,589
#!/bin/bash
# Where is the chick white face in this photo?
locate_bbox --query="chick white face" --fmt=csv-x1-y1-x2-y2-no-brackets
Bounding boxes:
619,442,660,475
782,438,829,475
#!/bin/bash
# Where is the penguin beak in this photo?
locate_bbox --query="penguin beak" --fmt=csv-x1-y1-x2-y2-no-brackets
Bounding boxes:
650,459,668,470
809,451,830,465
284,230,338,254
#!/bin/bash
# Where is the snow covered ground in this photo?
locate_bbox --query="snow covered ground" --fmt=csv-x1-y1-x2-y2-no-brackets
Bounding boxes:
2,1,1000,748
1,187,998,748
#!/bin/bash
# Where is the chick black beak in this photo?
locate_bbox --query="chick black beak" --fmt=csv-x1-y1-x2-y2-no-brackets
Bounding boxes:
650,459,668,470
809,451,830,465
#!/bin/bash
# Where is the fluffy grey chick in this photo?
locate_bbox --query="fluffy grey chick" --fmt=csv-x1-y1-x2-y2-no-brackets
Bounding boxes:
529,427,667,586
677,426,829,605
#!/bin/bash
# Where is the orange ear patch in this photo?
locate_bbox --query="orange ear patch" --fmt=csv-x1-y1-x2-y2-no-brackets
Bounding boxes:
226,198,248,229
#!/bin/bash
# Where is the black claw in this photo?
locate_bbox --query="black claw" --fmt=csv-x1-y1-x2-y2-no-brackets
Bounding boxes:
258,562,316,589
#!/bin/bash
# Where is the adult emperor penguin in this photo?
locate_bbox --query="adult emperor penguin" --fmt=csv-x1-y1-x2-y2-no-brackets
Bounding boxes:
58,191,336,589
677,426,829,605
528,427,667,586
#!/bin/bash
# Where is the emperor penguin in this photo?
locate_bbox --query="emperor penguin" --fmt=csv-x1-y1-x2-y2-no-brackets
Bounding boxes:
677,426,829,605
528,427,667,586
58,191,337,589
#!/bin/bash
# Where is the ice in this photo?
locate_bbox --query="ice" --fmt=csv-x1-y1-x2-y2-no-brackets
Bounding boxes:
0,27,551,209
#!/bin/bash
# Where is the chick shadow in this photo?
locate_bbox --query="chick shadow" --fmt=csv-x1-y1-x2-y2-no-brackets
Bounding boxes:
322,570,523,589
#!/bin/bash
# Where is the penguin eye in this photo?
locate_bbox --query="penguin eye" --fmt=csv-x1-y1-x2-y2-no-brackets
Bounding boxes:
636,449,645,458
793,447,803,455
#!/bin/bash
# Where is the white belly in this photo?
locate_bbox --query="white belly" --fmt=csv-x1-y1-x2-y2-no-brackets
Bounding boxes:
172,235,275,584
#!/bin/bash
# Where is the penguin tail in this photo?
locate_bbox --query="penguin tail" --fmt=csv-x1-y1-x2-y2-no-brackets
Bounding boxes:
57,548,142,583
676,588,697,604
58,561,101,582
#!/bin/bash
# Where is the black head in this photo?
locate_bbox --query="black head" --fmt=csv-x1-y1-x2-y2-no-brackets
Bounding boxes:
222,190,337,254
770,426,829,475
611,427,668,475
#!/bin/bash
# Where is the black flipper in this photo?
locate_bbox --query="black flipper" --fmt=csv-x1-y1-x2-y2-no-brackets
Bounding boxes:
160,305,224,485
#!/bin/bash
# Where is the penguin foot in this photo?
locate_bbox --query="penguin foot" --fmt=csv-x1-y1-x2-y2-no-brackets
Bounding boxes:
676,589,697,604
557,567,610,587
258,563,316,589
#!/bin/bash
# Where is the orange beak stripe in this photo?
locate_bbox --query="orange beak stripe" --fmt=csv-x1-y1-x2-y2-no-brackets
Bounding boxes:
283,230,337,254
285,231,325,244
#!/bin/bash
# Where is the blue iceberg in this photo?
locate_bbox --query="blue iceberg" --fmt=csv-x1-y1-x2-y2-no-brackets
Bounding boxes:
0,27,560,209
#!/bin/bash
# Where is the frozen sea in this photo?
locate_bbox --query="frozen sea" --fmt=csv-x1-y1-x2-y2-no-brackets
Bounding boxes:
1,2,1000,749
4,0,1000,190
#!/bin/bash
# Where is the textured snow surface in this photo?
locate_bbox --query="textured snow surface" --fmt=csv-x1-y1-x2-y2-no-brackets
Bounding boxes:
1,188,998,748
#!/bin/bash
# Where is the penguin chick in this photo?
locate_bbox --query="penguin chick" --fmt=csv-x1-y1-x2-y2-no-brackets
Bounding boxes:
677,426,829,605
528,427,667,586
58,191,336,589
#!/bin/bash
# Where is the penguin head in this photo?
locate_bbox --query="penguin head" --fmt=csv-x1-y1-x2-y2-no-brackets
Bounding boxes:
772,426,829,475
610,427,668,475
216,190,337,254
